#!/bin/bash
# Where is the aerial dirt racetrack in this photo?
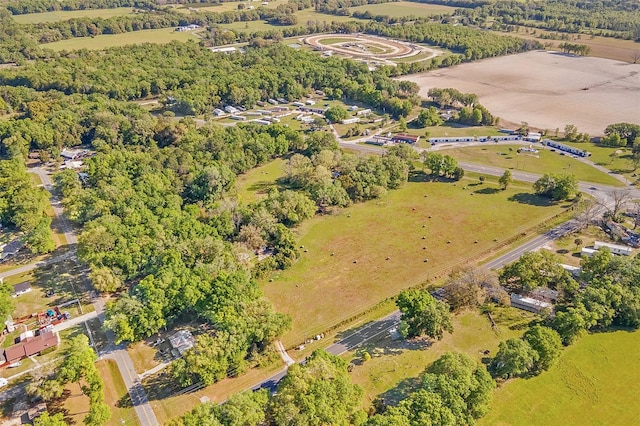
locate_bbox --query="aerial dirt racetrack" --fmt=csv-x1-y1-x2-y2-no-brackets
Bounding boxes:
304,33,438,62
400,50,640,135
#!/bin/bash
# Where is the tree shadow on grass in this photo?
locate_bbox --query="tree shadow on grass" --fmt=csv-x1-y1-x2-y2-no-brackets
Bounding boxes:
474,187,501,195
408,170,438,183
508,193,555,207
378,376,423,408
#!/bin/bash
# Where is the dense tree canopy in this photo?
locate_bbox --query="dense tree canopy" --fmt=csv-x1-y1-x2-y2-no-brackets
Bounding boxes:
396,289,453,339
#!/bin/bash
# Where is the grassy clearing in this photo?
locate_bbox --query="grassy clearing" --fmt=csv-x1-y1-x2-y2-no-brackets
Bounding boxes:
97,359,141,426
347,308,533,407
439,144,624,186
43,28,201,51
11,7,135,24
318,37,354,45
174,0,285,13
349,1,457,18
220,10,365,32
481,329,640,425
235,158,286,204
262,173,567,347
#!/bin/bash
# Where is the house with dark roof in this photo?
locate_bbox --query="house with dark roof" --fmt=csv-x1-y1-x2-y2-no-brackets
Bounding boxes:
11,282,31,297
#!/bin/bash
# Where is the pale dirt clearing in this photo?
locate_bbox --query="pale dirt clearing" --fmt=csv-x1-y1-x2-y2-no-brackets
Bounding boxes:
401,50,640,135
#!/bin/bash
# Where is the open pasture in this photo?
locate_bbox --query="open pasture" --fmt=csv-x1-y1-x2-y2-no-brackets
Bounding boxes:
262,173,568,347
42,28,201,51
11,7,135,24
481,329,640,426
438,144,624,186
400,51,640,136
349,1,457,18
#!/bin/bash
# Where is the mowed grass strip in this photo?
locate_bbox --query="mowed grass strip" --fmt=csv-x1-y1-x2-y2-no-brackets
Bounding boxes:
481,329,640,426
11,7,135,24
349,1,456,17
97,359,141,426
262,175,567,347
348,308,533,407
440,144,624,186
43,28,201,51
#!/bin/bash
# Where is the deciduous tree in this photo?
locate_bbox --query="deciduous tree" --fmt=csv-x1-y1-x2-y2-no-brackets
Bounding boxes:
396,289,453,339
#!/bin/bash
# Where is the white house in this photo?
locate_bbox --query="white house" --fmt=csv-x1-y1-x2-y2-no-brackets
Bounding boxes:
594,241,633,256
510,294,552,314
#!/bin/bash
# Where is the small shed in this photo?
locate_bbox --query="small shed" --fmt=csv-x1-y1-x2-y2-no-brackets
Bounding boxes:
12,282,31,297
168,330,195,355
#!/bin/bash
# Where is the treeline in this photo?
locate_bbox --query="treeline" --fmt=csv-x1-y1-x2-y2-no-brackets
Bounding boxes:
363,20,542,61
458,0,640,40
168,349,494,426
0,43,418,117
0,159,55,254
4,0,150,15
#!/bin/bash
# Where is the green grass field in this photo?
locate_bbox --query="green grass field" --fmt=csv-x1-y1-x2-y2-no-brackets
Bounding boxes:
348,308,533,407
235,157,286,204
349,1,457,18
174,0,285,13
98,359,141,426
11,7,135,24
43,28,201,51
481,329,640,426
439,144,624,187
219,10,365,32
262,173,568,347
561,141,638,184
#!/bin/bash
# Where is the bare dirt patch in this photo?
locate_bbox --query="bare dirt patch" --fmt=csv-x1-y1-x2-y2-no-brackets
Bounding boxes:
400,50,640,135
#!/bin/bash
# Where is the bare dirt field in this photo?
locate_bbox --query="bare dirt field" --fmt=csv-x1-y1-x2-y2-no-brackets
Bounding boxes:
401,50,640,135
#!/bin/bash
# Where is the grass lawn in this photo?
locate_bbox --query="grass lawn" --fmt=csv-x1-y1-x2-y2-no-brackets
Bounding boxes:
561,141,639,185
42,28,201,51
3,259,93,320
349,1,457,18
97,359,141,426
127,341,160,374
174,0,285,13
347,308,533,408
481,329,640,425
262,174,568,347
439,144,624,187
219,10,365,32
235,158,286,204
11,7,135,24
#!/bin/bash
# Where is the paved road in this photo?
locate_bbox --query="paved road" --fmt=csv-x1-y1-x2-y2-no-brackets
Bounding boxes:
251,311,402,394
24,167,160,426
0,251,74,280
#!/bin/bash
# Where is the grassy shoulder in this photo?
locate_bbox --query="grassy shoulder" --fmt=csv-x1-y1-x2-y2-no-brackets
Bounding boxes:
481,328,640,425
438,144,624,187
262,173,568,347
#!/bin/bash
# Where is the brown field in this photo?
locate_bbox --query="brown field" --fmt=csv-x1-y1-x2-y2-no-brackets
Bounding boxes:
401,51,640,136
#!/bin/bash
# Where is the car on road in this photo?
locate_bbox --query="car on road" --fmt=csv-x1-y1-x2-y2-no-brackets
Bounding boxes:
0,378,8,387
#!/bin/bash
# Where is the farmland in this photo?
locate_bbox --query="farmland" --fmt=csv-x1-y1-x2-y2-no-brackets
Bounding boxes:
349,1,457,18
43,28,201,51
481,329,640,426
400,51,640,136
437,144,624,186
262,172,569,347
10,7,135,24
